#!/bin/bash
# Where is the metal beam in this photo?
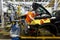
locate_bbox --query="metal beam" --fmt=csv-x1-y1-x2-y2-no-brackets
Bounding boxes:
1,0,4,28
54,0,58,10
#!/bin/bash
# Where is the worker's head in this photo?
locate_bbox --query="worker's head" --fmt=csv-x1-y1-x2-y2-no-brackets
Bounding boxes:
32,3,39,11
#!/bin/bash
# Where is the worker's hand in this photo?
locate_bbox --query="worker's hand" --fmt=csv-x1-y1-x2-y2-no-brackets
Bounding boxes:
30,20,36,24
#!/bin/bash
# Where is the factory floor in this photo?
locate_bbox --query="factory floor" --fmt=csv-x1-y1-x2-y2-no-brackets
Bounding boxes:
0,34,11,40
0,28,60,40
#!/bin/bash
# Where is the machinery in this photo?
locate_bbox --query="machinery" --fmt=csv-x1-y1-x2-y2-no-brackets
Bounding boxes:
23,3,60,36
2,1,60,36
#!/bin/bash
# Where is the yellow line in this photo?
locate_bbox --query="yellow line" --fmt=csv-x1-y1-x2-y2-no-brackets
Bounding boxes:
21,36,60,39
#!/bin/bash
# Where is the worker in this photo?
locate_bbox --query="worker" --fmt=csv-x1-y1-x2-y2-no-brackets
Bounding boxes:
10,21,20,40
25,10,36,24
24,9,36,34
17,5,21,16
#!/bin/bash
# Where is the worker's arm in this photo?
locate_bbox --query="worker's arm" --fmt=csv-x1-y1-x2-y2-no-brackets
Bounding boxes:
29,15,35,21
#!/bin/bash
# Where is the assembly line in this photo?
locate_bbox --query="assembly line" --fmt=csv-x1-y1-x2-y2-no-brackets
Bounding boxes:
0,0,60,40
3,1,60,36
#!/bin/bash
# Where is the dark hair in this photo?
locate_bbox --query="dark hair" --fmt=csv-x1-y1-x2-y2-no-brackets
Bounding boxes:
32,3,39,11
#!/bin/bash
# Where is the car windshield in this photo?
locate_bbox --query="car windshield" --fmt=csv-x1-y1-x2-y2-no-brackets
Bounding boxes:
36,7,47,14
34,4,51,18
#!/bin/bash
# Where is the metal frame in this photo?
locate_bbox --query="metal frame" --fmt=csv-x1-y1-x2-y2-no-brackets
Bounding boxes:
1,0,4,28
